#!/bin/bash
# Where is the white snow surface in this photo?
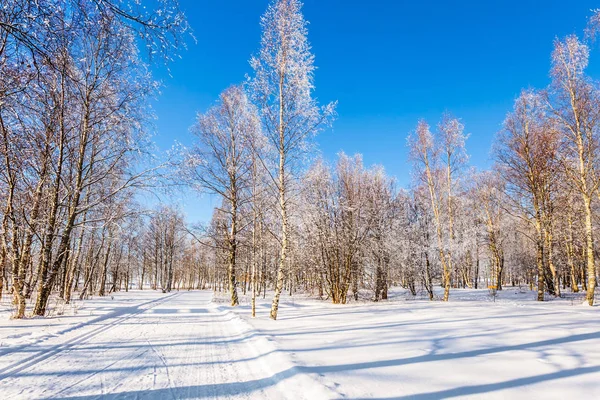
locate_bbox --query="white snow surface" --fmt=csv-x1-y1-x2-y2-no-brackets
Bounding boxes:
0,291,333,399
0,288,599,399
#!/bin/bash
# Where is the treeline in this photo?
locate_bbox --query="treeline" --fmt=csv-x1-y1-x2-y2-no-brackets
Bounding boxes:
186,1,600,319
3,0,600,321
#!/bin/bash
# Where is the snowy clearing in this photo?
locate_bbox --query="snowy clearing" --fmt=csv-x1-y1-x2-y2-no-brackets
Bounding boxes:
0,289,599,399
226,288,600,399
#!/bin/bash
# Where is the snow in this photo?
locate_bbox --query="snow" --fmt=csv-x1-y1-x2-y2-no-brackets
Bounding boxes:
1,288,599,399
0,291,333,399
226,288,600,399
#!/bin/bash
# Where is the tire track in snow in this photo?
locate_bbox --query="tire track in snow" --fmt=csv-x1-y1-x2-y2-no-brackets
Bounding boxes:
47,344,151,398
2,291,338,399
145,337,178,400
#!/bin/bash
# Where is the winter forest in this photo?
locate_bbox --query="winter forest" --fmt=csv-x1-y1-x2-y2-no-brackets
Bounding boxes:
2,1,600,399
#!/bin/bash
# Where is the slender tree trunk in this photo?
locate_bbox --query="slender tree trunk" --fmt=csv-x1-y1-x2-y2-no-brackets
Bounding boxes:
534,205,545,301
545,225,560,297
566,214,579,293
64,225,86,304
474,240,480,289
583,198,596,305
270,71,287,320
251,207,258,317
536,237,545,301
98,239,113,296
495,253,504,291
228,192,240,306
424,252,433,301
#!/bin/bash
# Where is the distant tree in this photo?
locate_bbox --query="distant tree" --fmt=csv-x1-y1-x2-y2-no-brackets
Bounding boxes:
473,172,507,290
186,86,259,306
408,115,468,301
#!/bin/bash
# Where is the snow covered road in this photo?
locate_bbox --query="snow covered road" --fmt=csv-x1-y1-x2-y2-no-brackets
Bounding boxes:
0,291,331,400
2,289,600,399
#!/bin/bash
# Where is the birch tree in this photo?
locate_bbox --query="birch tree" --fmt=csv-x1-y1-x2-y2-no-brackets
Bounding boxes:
408,116,468,301
547,36,600,305
33,10,155,316
496,90,561,300
474,172,507,290
250,0,335,319
186,86,259,306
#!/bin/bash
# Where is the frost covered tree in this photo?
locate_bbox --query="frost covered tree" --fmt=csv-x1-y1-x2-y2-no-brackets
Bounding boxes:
473,172,508,290
408,115,468,301
404,188,436,299
0,0,189,64
366,167,396,301
495,90,561,300
32,11,156,316
185,86,259,306
301,155,373,304
297,153,402,304
0,0,187,317
250,0,335,319
145,207,185,293
546,36,600,305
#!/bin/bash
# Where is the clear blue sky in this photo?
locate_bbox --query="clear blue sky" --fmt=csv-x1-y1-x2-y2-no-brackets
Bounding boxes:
149,0,600,224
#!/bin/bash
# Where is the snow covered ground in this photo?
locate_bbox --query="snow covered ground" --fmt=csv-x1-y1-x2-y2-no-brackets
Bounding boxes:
0,291,333,399
0,288,599,399
225,287,600,399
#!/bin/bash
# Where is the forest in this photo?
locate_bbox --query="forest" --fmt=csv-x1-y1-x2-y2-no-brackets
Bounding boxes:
2,0,600,324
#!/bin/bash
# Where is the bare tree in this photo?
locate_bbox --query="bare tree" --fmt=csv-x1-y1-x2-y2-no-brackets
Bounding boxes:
408,116,468,301
250,0,335,319
546,36,600,305
185,86,258,306
495,90,561,300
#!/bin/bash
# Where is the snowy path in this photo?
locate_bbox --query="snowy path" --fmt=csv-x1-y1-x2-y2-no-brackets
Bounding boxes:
0,291,331,400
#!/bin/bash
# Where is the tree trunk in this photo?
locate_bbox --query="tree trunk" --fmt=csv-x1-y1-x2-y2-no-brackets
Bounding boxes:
98,239,113,296
228,197,239,306
583,198,596,305
424,252,433,301
270,72,287,320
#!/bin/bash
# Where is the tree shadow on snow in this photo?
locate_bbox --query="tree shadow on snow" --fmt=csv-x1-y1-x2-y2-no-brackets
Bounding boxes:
299,331,600,374
353,365,600,399
48,366,301,399
44,331,600,399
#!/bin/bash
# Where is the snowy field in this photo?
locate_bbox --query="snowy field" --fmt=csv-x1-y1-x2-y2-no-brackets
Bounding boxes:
0,289,599,399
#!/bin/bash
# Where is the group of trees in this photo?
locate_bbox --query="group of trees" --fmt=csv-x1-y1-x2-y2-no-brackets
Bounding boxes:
184,0,335,319
3,0,600,320
189,1,600,316
493,31,600,306
0,0,191,318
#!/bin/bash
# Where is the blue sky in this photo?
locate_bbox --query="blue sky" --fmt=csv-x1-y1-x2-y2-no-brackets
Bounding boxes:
149,0,600,224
